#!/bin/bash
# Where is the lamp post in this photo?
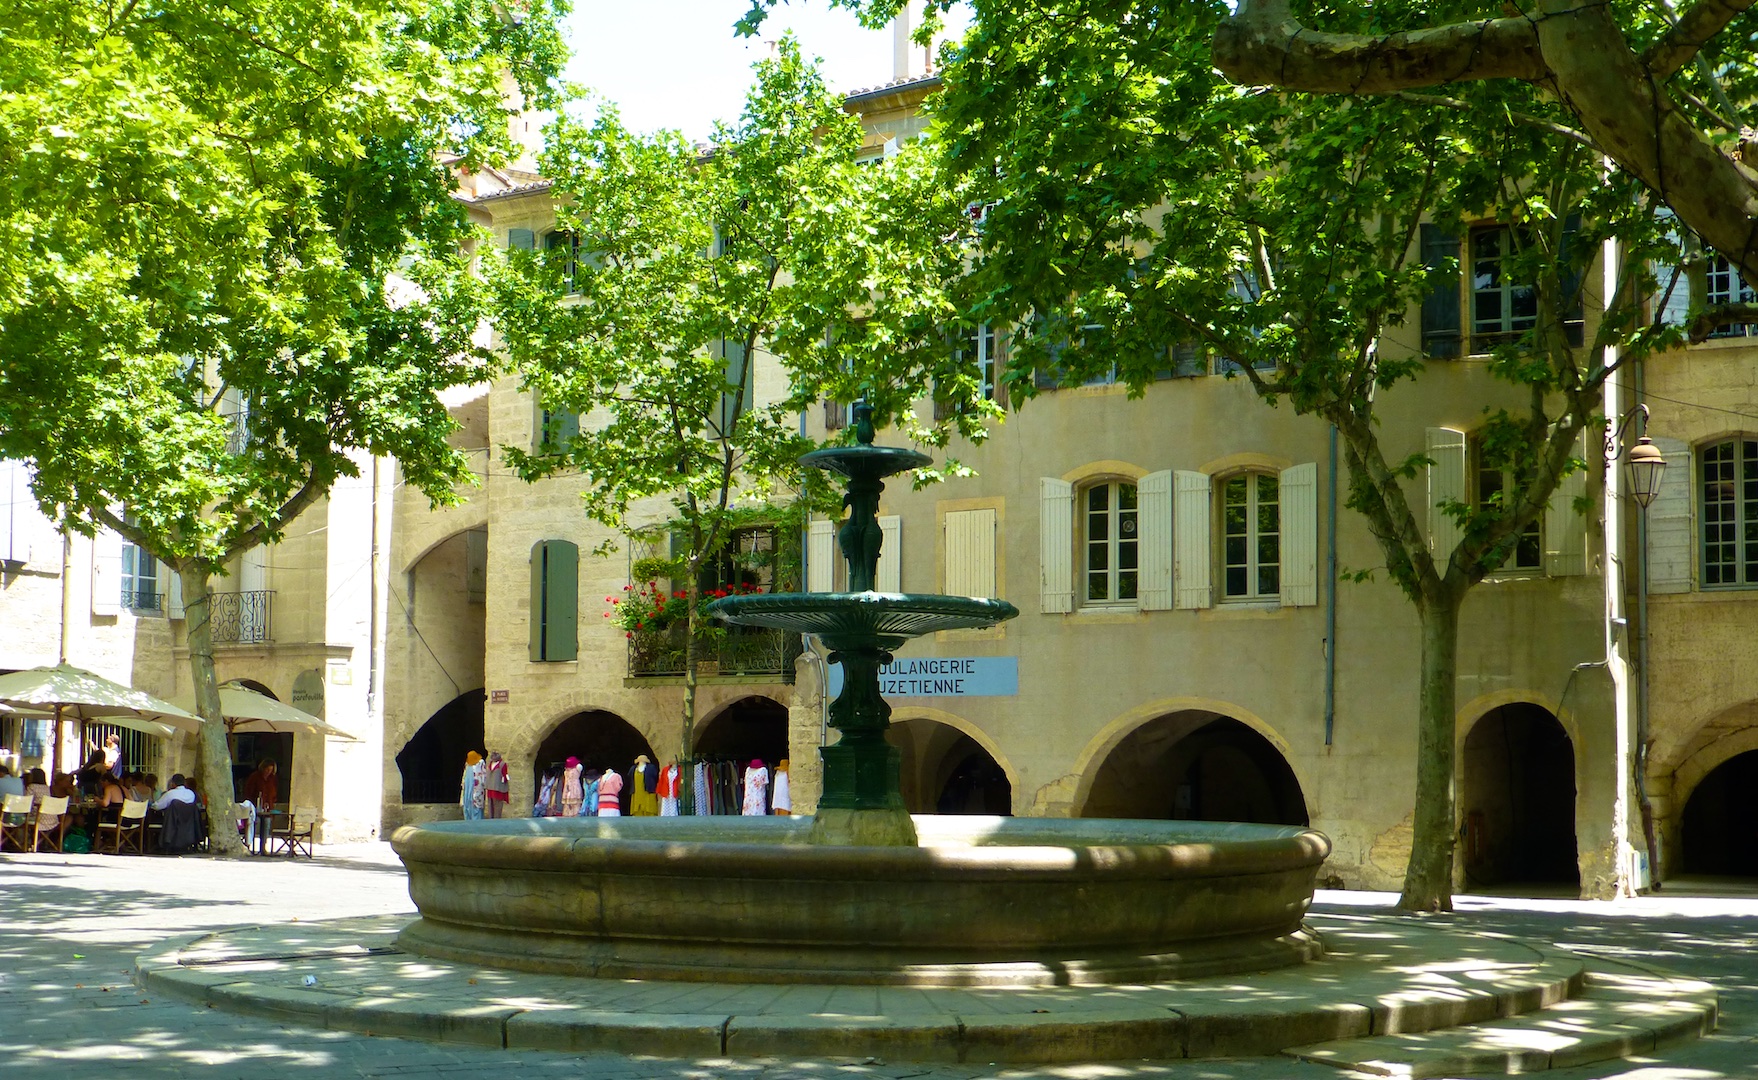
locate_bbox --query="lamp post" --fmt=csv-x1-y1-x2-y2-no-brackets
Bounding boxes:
1614,407,1667,889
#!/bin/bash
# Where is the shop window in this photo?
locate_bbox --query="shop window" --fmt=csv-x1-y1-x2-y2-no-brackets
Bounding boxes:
1701,438,1758,588
1221,472,1279,601
1083,480,1139,605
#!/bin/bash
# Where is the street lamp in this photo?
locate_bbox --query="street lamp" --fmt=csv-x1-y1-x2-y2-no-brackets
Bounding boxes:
1610,402,1666,892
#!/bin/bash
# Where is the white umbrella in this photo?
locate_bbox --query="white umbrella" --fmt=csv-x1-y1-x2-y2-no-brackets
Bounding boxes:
0,664,194,739
173,684,360,741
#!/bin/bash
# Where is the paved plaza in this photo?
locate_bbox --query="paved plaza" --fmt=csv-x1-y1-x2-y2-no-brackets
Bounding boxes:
3,844,1757,1079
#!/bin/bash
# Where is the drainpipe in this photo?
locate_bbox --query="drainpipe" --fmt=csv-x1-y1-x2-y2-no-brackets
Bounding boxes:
1324,424,1339,747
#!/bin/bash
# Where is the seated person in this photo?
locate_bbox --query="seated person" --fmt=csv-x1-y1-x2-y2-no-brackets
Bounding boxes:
0,764,24,800
124,772,153,803
152,774,196,811
24,768,59,834
49,771,80,801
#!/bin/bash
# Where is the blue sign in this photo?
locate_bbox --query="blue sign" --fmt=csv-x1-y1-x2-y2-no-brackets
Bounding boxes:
826,656,1018,699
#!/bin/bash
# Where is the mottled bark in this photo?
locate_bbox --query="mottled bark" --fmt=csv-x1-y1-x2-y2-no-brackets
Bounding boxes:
1400,592,1461,911
1215,0,1758,286
180,565,247,856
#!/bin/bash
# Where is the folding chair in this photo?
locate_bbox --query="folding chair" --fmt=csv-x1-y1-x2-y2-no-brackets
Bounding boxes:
97,799,148,855
0,794,34,852
31,796,69,853
271,804,316,858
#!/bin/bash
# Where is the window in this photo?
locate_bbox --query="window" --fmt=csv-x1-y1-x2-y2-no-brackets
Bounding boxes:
534,397,579,454
1221,473,1280,600
1421,222,1584,357
545,230,604,294
121,538,163,614
1705,256,1756,338
703,527,776,595
935,324,1000,419
529,539,579,661
1474,446,1543,572
1700,439,1758,588
1083,481,1139,604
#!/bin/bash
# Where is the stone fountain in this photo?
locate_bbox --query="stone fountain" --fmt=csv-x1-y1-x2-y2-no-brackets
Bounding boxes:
391,405,1331,988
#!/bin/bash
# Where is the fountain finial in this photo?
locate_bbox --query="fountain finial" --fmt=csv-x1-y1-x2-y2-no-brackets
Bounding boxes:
852,400,876,446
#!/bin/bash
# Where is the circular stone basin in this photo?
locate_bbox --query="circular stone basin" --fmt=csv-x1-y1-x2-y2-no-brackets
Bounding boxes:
391,816,1331,988
709,592,1019,650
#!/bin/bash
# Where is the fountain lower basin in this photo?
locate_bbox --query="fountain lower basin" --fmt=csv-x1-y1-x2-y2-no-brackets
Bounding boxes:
391,815,1330,988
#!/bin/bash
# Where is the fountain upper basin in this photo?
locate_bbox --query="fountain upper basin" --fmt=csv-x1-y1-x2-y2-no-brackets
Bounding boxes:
709,591,1019,649
392,815,1331,987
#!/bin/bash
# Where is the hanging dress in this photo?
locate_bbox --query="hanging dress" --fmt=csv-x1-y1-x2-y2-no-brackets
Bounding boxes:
742,763,769,816
582,773,600,817
657,763,681,817
629,757,659,816
534,773,558,817
461,759,486,821
693,761,710,816
597,769,624,817
771,761,791,816
484,756,510,819
560,762,585,818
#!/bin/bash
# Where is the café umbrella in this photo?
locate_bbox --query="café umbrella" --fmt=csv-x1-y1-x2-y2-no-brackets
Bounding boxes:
175,684,360,741
0,663,198,774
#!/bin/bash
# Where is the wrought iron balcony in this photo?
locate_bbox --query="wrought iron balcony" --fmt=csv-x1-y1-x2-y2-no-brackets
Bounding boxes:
628,623,801,680
123,589,165,615
209,589,274,644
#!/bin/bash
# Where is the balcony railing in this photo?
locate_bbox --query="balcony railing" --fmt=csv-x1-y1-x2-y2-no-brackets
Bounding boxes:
209,589,274,644
629,624,801,680
123,588,165,615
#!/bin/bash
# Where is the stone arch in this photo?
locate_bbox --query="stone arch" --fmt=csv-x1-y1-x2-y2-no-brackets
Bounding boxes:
1059,459,1148,485
694,695,789,766
394,689,486,806
530,709,655,811
397,504,489,577
1459,700,1578,888
886,708,1015,815
1679,748,1758,876
1072,701,1308,825
1064,697,1305,818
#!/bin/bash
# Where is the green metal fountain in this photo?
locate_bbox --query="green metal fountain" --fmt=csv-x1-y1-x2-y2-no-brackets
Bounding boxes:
708,402,1018,844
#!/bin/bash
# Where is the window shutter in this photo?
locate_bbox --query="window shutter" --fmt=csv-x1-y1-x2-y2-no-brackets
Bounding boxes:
807,520,836,593
529,542,546,660
92,529,124,615
1647,436,1693,594
876,515,902,592
507,228,535,251
716,340,749,438
549,540,579,661
1038,477,1074,613
556,410,580,447
1279,462,1319,607
1138,470,1173,610
944,508,997,598
0,459,17,564
167,566,185,620
1420,224,1461,358
1651,261,1692,327
1174,470,1212,609
1426,428,1467,566
1544,427,1593,577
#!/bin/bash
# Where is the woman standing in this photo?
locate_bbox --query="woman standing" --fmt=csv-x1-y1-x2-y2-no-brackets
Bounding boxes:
484,752,510,819
460,752,486,821
560,756,585,817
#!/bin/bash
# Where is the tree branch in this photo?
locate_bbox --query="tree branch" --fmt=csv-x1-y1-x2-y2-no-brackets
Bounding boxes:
1641,0,1755,81
1391,91,1599,150
1688,302,1758,341
226,474,330,558
1214,4,1545,93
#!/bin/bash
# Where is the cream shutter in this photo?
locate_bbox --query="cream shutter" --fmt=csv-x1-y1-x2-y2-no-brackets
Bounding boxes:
1646,436,1693,594
876,515,902,592
1279,462,1319,607
944,508,997,598
91,529,124,615
1039,477,1074,613
807,519,836,593
1544,427,1593,577
1138,470,1173,610
1426,427,1467,566
1174,470,1212,609
167,566,185,620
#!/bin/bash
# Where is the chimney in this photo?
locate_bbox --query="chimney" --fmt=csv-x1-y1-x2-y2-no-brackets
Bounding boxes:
892,3,913,82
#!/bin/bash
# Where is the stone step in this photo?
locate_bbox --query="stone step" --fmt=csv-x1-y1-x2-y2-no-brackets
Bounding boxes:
1282,961,1718,1078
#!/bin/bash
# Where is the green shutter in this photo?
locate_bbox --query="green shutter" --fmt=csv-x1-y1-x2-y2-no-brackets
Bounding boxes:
1560,213,1585,347
529,541,547,661
508,228,535,251
1420,224,1461,358
545,539,579,661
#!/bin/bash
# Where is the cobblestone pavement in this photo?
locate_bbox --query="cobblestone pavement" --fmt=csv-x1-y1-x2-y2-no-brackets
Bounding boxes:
3,844,1757,1079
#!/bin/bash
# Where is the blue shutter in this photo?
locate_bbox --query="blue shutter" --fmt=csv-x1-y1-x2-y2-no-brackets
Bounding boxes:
1421,224,1461,358
508,228,535,251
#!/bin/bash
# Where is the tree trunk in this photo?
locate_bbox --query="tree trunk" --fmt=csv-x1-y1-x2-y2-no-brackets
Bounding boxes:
1400,591,1462,911
181,565,246,856
680,568,701,814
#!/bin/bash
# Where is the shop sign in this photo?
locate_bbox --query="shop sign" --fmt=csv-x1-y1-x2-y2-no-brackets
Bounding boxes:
826,657,1017,699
